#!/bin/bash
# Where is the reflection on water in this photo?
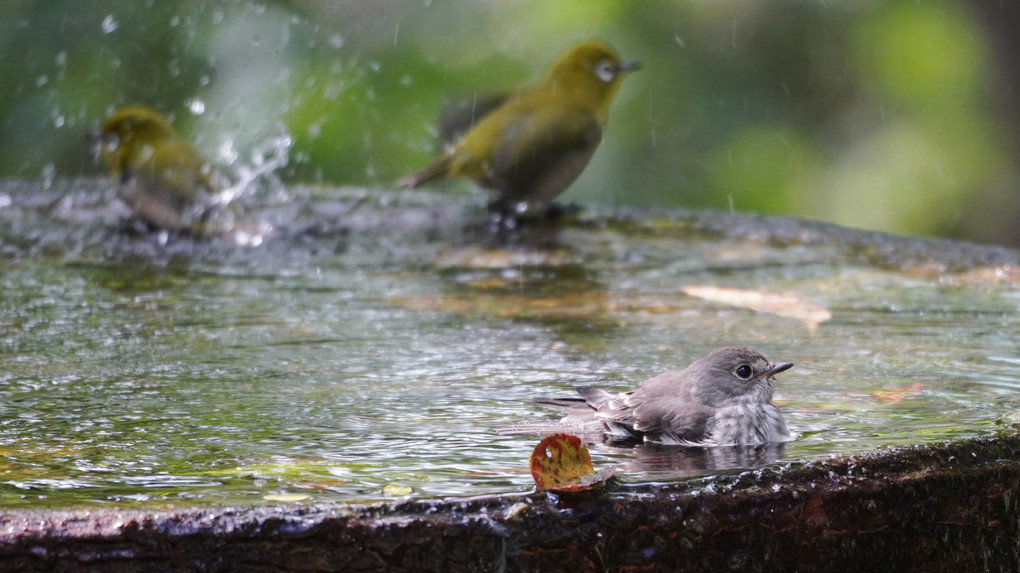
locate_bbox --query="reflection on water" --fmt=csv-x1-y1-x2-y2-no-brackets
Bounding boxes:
601,442,787,481
2,179,1020,508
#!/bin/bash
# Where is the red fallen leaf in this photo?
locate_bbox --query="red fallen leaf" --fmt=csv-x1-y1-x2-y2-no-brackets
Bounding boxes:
529,433,615,492
873,383,925,402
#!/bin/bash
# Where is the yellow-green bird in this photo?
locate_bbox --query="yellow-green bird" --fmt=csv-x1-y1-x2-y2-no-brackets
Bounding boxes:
90,105,223,233
398,40,639,217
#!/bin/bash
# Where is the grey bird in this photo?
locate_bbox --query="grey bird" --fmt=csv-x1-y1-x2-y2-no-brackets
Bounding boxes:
506,347,793,446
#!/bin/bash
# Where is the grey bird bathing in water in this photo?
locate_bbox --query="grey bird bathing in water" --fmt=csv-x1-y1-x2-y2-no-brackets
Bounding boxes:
507,347,793,446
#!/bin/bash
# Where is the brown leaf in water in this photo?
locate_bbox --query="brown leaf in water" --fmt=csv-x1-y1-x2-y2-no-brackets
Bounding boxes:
681,285,832,330
872,383,924,403
904,263,1020,287
944,265,1020,287
529,433,614,492
391,290,613,321
434,247,573,269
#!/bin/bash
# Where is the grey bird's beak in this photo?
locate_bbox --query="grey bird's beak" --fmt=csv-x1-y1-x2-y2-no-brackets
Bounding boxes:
759,362,793,379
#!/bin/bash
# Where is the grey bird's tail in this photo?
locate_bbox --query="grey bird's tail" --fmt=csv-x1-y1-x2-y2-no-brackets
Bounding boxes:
532,385,615,412
500,386,612,438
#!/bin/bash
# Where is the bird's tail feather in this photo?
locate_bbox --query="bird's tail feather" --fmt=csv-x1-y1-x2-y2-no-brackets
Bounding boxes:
395,155,453,189
531,396,591,412
500,387,611,438
499,421,580,437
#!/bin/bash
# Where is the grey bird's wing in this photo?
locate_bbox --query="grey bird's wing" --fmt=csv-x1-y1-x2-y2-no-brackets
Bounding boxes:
503,381,715,445
627,395,715,445
569,385,712,443
606,371,717,445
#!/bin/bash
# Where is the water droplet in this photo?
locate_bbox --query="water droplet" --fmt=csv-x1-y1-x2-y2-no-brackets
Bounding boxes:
169,16,180,27
199,75,210,87
35,75,48,87
212,10,224,24
324,81,344,99
400,74,412,87
101,15,119,34
53,115,65,129
217,139,239,165
55,51,67,67
41,163,56,189
186,98,206,115
329,33,345,49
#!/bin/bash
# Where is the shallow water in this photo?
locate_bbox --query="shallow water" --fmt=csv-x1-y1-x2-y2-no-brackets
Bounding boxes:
2,178,1020,508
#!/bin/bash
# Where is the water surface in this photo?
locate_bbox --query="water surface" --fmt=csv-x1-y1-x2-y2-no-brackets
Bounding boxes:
2,178,1019,508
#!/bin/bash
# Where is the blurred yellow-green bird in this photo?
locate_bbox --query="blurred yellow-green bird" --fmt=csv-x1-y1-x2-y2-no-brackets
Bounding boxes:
398,39,640,217
90,105,223,233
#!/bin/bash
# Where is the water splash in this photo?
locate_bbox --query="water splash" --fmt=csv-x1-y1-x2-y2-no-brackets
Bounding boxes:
41,163,56,189
214,129,293,206
186,98,206,115
101,14,119,34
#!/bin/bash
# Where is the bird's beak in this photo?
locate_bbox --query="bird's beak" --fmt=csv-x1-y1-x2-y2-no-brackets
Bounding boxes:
619,60,641,73
759,362,793,379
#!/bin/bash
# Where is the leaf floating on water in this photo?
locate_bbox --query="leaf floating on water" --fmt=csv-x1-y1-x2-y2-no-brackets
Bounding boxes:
998,411,1020,428
681,285,832,330
872,383,924,403
292,479,352,491
382,484,414,496
263,493,310,502
935,265,1020,287
434,247,572,270
529,433,614,492
391,291,612,321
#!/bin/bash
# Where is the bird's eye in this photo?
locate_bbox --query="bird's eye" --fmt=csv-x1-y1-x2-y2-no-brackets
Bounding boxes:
594,59,617,83
734,364,754,380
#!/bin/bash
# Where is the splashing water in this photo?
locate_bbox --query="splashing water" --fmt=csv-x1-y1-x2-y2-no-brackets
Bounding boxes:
213,130,293,206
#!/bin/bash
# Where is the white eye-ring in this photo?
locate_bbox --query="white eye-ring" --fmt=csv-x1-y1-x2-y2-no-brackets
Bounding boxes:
594,59,617,83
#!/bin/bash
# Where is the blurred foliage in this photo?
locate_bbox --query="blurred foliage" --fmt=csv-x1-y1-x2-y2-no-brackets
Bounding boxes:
0,0,1017,244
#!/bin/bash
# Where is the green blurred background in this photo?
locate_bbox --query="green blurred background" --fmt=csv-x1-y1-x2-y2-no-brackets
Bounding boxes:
2,0,1018,245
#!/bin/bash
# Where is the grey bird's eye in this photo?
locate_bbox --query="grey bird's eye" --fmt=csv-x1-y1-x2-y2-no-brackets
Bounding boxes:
594,59,617,83
734,364,753,380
